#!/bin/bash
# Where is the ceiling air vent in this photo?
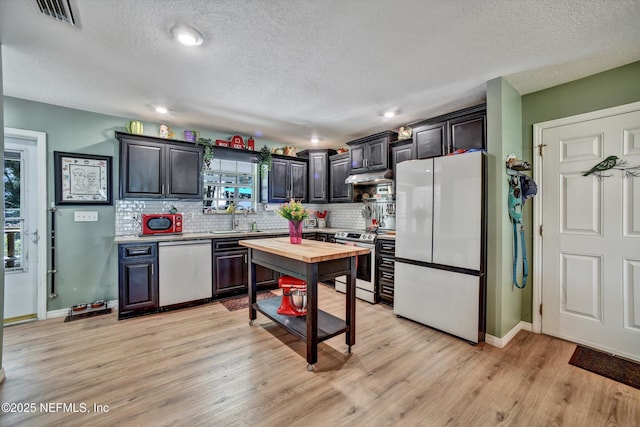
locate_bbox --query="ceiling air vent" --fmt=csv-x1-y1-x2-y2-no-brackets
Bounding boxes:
35,0,76,26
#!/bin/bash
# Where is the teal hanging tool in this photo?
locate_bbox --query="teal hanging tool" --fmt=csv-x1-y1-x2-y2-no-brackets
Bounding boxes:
506,155,536,289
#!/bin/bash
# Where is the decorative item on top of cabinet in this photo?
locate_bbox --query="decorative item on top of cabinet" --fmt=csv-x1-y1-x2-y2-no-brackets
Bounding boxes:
347,130,397,174
159,124,174,139
117,132,203,199
184,130,199,142
398,126,412,140
125,120,144,135
298,149,337,203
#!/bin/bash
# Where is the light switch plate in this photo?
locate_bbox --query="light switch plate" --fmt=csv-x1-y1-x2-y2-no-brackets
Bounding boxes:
74,211,98,222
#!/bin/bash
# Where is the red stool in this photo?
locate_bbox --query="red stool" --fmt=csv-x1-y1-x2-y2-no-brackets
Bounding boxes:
277,276,307,316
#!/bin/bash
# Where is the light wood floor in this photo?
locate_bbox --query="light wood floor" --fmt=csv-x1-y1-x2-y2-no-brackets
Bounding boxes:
1,285,639,426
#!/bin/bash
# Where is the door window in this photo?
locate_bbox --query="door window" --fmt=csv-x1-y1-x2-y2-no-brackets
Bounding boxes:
4,151,24,271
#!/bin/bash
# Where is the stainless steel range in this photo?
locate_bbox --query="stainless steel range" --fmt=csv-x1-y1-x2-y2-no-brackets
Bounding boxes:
334,230,377,303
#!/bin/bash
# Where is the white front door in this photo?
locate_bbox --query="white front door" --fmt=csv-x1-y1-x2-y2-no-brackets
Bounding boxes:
4,137,39,323
539,105,640,361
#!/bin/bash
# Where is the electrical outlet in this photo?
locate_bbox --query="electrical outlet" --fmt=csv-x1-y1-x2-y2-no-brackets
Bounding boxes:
74,211,98,222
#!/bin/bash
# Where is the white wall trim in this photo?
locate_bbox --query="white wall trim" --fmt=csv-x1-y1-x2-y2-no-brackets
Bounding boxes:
485,321,533,348
531,100,640,335
4,127,48,321
46,299,118,319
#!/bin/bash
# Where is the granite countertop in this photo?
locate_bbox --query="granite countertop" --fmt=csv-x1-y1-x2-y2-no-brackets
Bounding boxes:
113,227,347,243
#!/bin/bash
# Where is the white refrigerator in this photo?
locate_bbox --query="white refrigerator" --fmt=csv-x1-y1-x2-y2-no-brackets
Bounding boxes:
394,151,486,343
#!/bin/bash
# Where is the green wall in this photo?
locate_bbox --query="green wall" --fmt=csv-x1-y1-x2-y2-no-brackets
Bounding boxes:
3,97,288,311
486,77,524,338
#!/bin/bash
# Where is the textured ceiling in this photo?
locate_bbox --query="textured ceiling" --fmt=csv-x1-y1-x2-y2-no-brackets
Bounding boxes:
1,0,639,149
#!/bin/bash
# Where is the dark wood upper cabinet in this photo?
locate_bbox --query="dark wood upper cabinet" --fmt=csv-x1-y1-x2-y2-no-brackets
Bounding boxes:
390,140,414,178
266,157,307,203
449,113,486,152
347,131,397,174
298,149,337,204
166,146,203,198
329,153,352,202
414,121,446,159
117,132,203,199
410,104,486,159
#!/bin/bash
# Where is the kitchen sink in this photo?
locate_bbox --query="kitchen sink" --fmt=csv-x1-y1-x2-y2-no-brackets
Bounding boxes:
209,230,240,234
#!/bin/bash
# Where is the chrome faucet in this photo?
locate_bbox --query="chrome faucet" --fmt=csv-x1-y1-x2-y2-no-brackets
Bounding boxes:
231,204,244,231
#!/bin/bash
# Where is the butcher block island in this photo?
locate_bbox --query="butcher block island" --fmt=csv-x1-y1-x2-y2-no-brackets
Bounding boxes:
239,237,370,370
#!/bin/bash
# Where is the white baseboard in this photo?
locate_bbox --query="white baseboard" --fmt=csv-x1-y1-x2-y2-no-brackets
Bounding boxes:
46,299,118,319
485,321,533,348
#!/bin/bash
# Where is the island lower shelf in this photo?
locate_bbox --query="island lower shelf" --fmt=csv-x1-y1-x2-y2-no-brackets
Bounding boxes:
253,297,347,343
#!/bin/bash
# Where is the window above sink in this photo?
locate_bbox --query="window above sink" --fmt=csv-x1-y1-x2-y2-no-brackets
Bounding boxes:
202,160,258,214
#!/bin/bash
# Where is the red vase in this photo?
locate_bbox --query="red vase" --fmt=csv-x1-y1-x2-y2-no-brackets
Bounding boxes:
288,220,303,244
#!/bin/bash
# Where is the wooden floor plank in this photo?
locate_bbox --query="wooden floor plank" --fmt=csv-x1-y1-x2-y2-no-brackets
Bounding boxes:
1,284,639,426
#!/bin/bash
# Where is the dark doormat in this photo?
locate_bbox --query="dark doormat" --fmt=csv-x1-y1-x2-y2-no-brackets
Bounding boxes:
220,291,278,312
569,345,640,390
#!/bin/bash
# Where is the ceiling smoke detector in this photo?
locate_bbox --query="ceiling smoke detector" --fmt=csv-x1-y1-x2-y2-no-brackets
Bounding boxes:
35,0,76,26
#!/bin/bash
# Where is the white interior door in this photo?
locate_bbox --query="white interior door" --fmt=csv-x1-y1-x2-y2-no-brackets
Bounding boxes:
540,106,640,361
4,138,39,323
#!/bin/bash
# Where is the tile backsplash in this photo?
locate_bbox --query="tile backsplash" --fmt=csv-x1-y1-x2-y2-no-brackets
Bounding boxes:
115,200,366,236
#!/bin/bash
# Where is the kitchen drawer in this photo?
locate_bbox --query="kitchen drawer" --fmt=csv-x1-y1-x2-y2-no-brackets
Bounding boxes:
379,276,395,299
378,241,396,255
119,243,157,259
213,239,243,252
379,267,395,280
378,256,395,270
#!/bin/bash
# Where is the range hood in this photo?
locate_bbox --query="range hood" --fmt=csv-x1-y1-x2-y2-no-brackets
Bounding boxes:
345,169,393,184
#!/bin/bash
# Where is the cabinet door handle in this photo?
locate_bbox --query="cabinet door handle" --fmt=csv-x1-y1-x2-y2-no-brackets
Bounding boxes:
161,184,165,194
151,264,154,275
244,254,247,263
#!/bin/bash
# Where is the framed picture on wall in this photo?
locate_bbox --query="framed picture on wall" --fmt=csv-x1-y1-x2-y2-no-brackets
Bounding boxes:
54,151,113,205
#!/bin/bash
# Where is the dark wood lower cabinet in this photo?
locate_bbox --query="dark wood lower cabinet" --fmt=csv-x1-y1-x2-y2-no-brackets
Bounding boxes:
118,243,159,319
213,250,247,295
212,237,280,297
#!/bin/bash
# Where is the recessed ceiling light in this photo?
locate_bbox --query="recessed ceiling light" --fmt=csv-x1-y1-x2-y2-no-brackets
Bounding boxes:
155,106,168,114
171,25,204,46
311,137,319,144
383,110,396,118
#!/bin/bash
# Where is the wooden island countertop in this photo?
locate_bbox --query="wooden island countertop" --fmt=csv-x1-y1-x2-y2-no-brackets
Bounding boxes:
239,237,370,263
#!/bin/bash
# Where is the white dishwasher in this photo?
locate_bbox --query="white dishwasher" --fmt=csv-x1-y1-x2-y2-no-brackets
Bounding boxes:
158,240,212,306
